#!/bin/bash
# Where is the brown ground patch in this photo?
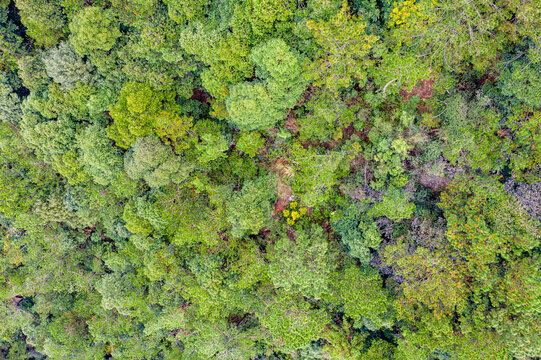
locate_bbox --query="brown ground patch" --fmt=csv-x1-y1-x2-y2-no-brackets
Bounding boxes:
284,110,299,133
400,79,435,102
272,159,294,215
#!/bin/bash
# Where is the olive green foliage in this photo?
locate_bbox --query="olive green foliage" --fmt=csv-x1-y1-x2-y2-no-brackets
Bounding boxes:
500,61,541,108
288,143,348,206
16,55,50,91
179,12,254,100
368,188,415,221
257,294,328,351
297,89,356,142
236,131,265,157
0,0,540,358
225,82,281,130
19,113,89,184
331,204,383,264
164,0,210,23
388,0,539,72
327,266,392,330
0,5,23,71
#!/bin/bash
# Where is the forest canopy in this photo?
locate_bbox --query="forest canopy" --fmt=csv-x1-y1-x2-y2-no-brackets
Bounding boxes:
0,0,540,359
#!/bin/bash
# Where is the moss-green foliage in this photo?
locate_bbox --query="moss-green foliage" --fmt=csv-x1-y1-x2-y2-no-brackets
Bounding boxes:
305,2,378,93
331,204,383,264
19,113,89,184
0,0,540,358
77,125,124,186
236,131,265,157
16,55,50,92
327,266,392,330
297,89,357,142
0,5,23,71
368,188,415,221
163,0,210,24
288,142,348,207
440,94,506,173
500,61,541,108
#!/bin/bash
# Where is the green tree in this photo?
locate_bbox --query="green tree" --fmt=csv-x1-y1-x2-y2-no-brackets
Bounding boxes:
387,0,528,72
95,271,147,317
0,72,22,123
267,225,333,299
77,124,124,186
226,38,306,130
288,143,348,207
327,265,393,330
225,82,281,131
382,238,468,321
41,42,94,90
16,55,50,92
69,6,121,56
235,131,265,157
249,0,297,38
0,5,24,71
163,0,210,23
122,199,154,236
124,136,193,188
19,113,89,184
331,204,383,264
257,293,328,351
305,2,378,93
179,17,253,100
226,175,276,238
440,94,506,173
368,188,415,221
183,319,259,360
500,60,541,108
248,38,306,109
107,82,168,148
297,89,357,142
15,0,66,47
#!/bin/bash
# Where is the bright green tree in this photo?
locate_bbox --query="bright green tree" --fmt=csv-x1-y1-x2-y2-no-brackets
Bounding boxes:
226,175,276,238
107,82,168,148
69,6,121,56
226,38,306,130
